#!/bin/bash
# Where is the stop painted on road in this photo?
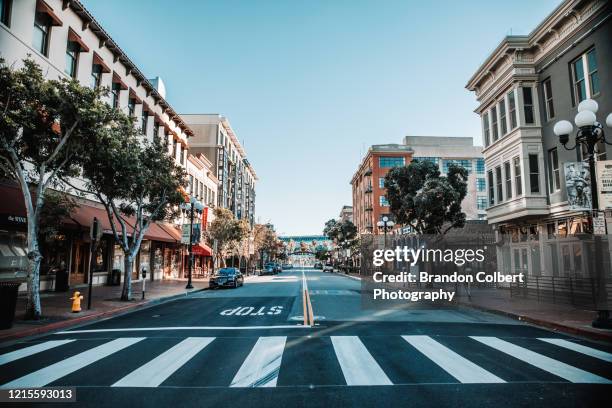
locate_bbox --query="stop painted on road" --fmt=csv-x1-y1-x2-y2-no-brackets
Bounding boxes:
220,306,284,316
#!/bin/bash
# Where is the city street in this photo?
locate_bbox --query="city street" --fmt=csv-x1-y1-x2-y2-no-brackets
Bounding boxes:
0,268,611,407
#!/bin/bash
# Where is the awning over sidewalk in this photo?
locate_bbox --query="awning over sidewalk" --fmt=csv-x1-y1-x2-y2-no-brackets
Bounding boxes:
192,243,212,256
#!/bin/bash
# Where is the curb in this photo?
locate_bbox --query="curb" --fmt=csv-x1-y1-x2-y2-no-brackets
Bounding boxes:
457,300,612,343
331,270,362,281
0,288,207,344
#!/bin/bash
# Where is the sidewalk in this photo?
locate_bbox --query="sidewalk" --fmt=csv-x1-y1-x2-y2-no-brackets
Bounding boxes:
454,287,612,342
1,279,209,343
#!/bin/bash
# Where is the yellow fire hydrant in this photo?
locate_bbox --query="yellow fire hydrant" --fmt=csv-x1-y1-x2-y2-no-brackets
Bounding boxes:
70,291,83,313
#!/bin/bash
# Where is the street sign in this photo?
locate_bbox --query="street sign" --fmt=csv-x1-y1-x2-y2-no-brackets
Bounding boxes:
593,212,606,235
181,224,190,244
181,223,202,244
596,160,612,210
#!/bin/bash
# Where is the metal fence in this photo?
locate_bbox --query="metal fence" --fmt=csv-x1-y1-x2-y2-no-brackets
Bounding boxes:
509,275,612,308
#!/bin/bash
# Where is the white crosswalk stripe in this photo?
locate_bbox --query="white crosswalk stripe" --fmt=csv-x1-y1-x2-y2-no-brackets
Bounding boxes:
538,338,612,362
403,335,504,383
471,336,612,384
1,335,609,388
113,337,215,387
2,338,145,388
230,336,287,387
331,336,393,386
0,340,75,366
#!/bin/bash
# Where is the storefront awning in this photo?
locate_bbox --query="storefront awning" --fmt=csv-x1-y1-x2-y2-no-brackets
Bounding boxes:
192,243,212,256
144,222,176,243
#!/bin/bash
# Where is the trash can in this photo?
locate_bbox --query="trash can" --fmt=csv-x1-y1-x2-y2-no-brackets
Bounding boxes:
110,269,121,286
54,268,69,292
0,282,20,330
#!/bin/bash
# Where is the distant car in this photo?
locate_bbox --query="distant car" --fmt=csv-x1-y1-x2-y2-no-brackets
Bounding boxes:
282,263,292,270
314,262,323,269
209,268,244,288
274,263,282,273
261,263,278,275
323,263,334,273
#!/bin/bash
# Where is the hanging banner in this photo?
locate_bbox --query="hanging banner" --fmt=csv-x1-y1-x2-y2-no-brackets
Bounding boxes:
564,162,592,211
596,160,612,210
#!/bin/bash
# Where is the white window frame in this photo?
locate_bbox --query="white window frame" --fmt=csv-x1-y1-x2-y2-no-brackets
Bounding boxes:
571,48,599,105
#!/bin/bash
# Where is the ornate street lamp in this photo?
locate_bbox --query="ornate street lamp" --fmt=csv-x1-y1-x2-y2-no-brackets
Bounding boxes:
553,99,612,329
181,196,205,289
376,215,395,248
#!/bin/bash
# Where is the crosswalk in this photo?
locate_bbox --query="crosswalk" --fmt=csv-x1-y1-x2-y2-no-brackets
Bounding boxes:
1,335,610,388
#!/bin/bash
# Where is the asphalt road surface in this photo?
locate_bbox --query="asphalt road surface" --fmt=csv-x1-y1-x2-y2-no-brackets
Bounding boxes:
1,267,611,407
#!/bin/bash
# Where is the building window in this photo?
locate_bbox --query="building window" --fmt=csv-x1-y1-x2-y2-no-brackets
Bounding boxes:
127,98,136,117
508,90,517,130
443,159,471,174
482,112,490,146
522,87,535,124
499,99,507,136
571,49,599,105
475,159,485,174
513,156,522,196
487,170,494,205
543,78,555,120
477,197,487,210
476,178,486,192
413,157,439,165
379,156,405,168
91,65,102,89
64,40,80,78
504,161,512,200
495,166,503,202
189,175,194,193
587,48,600,96
141,110,148,135
379,195,389,207
33,12,51,56
379,177,385,188
153,124,159,142
528,154,540,193
111,83,120,109
0,0,12,27
491,106,499,142
548,148,560,192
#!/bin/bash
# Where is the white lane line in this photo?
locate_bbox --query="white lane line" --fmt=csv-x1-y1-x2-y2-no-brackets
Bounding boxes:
331,336,392,386
538,338,612,363
472,336,612,384
56,325,309,334
0,340,75,366
402,335,504,384
230,336,286,387
2,338,145,388
113,337,214,387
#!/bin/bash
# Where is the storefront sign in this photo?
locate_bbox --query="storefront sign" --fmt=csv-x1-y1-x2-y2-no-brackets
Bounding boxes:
593,212,607,235
596,160,612,210
201,207,208,230
564,162,592,211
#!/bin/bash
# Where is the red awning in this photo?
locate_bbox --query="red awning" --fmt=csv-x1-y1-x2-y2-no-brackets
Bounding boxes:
158,223,182,242
144,222,176,243
68,27,89,52
192,243,212,256
93,52,111,73
36,0,63,26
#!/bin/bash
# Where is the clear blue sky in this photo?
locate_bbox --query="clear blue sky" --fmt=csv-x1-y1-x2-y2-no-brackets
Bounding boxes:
83,0,560,235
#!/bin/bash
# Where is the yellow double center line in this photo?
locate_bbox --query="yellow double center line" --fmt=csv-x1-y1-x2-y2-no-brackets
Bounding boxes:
302,270,315,327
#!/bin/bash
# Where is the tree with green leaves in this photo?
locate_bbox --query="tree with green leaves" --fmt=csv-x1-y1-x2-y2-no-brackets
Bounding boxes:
69,113,186,300
207,208,250,268
384,160,468,235
324,219,358,250
0,58,111,318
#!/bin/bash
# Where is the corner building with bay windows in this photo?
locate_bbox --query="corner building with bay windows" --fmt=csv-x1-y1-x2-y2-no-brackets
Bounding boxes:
466,0,612,280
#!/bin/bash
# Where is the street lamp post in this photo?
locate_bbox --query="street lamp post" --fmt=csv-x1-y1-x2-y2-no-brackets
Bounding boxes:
181,196,204,290
553,99,612,329
376,215,395,248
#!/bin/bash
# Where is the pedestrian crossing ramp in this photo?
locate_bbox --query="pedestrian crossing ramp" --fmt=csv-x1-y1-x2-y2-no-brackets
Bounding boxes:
0,335,611,388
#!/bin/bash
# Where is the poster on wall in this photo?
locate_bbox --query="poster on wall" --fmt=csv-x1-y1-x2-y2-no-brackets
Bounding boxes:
564,162,592,211
596,160,612,210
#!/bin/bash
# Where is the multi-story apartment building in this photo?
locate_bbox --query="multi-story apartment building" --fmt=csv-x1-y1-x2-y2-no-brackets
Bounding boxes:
351,144,413,235
403,136,487,220
0,0,197,288
182,114,257,226
466,0,611,277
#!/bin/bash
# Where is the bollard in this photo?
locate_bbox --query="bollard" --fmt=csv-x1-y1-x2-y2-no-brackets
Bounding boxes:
70,291,83,313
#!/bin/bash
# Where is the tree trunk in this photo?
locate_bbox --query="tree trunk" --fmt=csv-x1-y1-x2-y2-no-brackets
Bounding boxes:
24,221,42,320
121,256,133,301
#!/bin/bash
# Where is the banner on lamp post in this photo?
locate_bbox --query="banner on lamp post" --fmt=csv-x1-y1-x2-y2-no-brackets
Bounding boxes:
564,162,592,211
596,160,612,210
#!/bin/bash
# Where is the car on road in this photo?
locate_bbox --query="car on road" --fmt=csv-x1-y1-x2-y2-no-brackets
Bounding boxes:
314,262,323,269
261,262,278,275
282,263,293,270
209,267,244,288
323,262,334,272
